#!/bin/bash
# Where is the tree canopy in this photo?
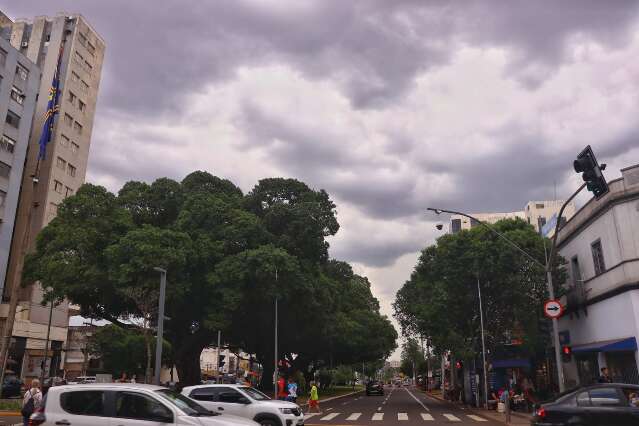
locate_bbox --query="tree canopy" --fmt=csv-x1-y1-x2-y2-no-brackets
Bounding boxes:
25,172,397,387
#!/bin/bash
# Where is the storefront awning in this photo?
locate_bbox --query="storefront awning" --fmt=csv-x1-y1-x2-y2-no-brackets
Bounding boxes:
491,359,531,369
572,337,637,353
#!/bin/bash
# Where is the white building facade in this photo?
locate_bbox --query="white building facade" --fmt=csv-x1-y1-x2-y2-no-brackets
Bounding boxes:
557,164,639,387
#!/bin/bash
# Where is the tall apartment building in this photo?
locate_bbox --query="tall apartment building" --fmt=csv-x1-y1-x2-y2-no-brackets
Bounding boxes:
449,199,577,235
0,12,104,380
0,37,40,299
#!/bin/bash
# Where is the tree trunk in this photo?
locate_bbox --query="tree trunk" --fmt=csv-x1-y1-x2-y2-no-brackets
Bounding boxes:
145,330,152,384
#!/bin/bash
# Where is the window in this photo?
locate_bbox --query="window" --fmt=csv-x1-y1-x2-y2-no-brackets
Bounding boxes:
0,162,10,178
622,387,639,407
60,134,70,147
537,216,546,230
74,121,83,135
0,48,6,66
80,80,89,92
576,391,591,406
451,218,462,234
56,157,67,170
71,142,80,154
536,203,545,209
188,387,220,402
0,190,6,207
67,91,77,105
16,64,28,80
49,203,58,216
115,392,173,422
589,388,621,407
86,41,96,56
78,32,88,47
60,391,105,416
10,87,25,105
74,51,84,62
5,110,20,128
78,100,86,112
84,60,93,72
64,113,73,127
67,164,77,177
1,135,16,154
54,180,63,193
71,71,80,83
571,256,582,285
218,388,244,403
591,240,606,275
65,186,74,197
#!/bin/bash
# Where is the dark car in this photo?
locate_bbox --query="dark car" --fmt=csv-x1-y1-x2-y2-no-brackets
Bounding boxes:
1,375,23,398
366,380,384,396
532,383,639,426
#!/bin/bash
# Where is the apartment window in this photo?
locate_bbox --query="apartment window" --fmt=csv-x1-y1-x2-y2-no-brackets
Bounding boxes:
571,256,582,286
60,134,70,147
78,100,86,112
65,186,74,197
86,41,96,56
74,121,83,135
535,203,545,209
0,161,10,178
53,180,63,193
71,71,80,83
0,48,6,66
10,87,25,105
537,216,547,229
78,32,88,46
71,142,80,154
64,113,73,127
67,91,77,105
591,240,606,276
5,110,20,128
84,60,93,72
0,135,16,154
67,163,77,177
451,218,462,234
56,157,67,170
0,189,6,207
74,51,84,62
16,64,29,80
49,203,58,216
80,80,89,92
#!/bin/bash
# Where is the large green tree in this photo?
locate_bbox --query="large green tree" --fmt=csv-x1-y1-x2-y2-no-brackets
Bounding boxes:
25,172,396,387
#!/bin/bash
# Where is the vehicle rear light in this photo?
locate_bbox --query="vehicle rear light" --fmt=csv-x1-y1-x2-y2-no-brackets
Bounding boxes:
534,407,546,419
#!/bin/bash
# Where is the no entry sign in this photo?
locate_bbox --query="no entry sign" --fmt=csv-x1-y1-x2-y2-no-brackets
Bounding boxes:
544,299,565,319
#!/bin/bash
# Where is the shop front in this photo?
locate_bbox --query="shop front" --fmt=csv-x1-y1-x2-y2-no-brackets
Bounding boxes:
572,337,638,385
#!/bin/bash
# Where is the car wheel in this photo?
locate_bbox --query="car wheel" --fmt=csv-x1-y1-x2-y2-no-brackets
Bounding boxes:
259,420,277,426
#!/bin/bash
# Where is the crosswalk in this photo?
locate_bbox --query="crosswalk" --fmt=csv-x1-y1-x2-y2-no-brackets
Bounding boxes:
306,412,487,422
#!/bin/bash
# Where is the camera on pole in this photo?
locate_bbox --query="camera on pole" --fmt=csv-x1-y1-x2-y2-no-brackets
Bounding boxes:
574,145,608,199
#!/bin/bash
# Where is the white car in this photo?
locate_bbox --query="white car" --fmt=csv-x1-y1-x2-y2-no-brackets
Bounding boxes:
66,376,96,385
182,384,304,426
29,383,258,426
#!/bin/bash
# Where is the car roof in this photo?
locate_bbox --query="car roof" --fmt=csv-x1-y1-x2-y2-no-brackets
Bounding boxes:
50,383,167,392
184,384,245,390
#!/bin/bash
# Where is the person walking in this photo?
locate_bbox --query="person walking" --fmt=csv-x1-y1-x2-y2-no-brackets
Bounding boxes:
286,377,298,403
22,379,43,426
277,375,288,400
598,367,612,383
307,381,320,414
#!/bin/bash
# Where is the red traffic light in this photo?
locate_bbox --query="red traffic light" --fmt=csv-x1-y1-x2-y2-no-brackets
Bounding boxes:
455,361,463,369
562,346,571,355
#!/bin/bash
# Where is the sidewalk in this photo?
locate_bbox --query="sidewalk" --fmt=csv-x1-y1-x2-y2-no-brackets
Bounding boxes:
425,390,531,425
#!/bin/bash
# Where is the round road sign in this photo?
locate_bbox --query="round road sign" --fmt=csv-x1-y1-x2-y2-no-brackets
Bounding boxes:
544,299,564,319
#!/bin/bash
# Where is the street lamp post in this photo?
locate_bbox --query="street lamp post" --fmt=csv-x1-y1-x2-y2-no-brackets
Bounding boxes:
153,267,167,386
477,277,489,409
273,267,279,400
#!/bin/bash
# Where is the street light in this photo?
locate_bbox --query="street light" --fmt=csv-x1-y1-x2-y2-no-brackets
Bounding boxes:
153,267,167,386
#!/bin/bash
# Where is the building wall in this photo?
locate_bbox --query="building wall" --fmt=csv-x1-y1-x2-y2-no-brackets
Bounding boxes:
525,200,577,233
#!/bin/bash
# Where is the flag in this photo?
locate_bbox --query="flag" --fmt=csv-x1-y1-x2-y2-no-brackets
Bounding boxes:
38,45,64,160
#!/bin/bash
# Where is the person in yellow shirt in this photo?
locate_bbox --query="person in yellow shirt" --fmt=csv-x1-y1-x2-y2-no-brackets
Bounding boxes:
307,381,320,414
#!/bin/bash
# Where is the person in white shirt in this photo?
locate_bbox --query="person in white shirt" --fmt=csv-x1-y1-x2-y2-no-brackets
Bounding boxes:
22,379,42,426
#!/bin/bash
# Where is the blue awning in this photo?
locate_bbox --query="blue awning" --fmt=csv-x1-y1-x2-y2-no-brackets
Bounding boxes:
491,359,531,369
572,337,637,354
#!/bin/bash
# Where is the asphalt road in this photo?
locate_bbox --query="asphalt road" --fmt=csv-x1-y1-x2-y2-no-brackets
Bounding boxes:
304,385,503,426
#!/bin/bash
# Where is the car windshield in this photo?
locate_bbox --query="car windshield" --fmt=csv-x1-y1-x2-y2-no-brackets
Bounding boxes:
155,389,218,416
240,386,270,401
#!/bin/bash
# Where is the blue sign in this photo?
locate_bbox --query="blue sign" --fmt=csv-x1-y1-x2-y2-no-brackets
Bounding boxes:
542,213,558,237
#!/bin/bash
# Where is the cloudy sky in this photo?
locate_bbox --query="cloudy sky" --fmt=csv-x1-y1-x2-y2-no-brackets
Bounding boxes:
5,1,639,359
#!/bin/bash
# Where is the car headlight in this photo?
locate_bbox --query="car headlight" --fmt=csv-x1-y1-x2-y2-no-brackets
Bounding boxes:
279,408,295,415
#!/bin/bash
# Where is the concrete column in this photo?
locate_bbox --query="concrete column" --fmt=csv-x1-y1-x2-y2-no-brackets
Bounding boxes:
598,352,607,370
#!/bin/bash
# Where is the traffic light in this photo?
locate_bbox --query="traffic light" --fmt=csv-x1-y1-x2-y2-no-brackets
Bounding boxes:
218,355,226,368
574,145,608,199
455,361,463,370
561,346,572,363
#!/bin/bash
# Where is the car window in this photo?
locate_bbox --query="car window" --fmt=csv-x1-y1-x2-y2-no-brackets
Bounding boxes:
621,388,639,408
240,386,270,401
61,391,105,416
218,388,244,403
115,392,173,422
189,386,229,402
576,391,591,407
156,389,213,416
589,388,622,407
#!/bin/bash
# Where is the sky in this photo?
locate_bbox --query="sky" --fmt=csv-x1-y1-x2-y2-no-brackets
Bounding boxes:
4,1,639,360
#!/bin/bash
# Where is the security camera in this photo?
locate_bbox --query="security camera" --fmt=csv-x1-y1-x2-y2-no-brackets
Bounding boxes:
435,223,444,231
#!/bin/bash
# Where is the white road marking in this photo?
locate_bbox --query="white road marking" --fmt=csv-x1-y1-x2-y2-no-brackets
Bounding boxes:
421,413,434,421
398,412,409,421
326,407,333,411
404,386,430,411
443,414,461,421
372,413,384,421
320,413,340,421
304,413,320,419
377,406,382,411
467,414,487,421
346,413,362,421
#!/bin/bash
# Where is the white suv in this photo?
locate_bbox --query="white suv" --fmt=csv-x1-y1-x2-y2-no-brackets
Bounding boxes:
29,383,258,426
182,384,304,426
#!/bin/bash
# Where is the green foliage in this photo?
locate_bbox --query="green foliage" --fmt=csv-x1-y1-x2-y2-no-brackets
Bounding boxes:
25,172,397,387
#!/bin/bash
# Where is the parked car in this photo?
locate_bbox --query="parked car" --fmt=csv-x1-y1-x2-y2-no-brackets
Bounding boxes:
182,384,304,426
1,375,23,398
29,383,258,426
531,383,639,426
366,380,384,396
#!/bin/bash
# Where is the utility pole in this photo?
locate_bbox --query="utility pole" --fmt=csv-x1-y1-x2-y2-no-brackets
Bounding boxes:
153,267,167,385
477,277,489,409
39,300,55,384
273,267,278,400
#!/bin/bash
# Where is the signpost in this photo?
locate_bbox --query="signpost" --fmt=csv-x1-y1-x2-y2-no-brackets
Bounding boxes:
544,299,565,319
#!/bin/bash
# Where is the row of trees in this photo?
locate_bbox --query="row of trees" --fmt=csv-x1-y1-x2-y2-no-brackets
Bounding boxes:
25,171,397,387
393,219,566,373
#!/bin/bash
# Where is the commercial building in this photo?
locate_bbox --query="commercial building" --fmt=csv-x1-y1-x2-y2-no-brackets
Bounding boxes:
450,200,576,235
0,36,40,304
0,12,104,380
557,164,639,387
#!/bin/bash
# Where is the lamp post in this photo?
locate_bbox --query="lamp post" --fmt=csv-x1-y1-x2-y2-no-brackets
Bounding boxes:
273,267,279,400
153,267,167,385
477,277,489,409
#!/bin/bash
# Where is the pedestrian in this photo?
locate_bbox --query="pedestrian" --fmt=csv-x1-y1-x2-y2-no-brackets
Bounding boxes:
22,379,42,426
307,381,320,414
598,367,612,383
277,374,288,400
130,374,137,384
286,377,298,403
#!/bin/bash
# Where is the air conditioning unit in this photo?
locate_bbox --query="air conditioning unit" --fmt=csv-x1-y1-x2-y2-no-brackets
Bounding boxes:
21,41,28,48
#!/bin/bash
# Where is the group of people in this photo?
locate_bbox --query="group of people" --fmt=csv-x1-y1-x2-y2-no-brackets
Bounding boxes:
490,375,537,412
276,375,321,413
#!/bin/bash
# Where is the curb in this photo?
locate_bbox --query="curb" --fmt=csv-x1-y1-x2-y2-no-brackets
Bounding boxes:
424,391,531,424
0,411,21,416
299,389,364,407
